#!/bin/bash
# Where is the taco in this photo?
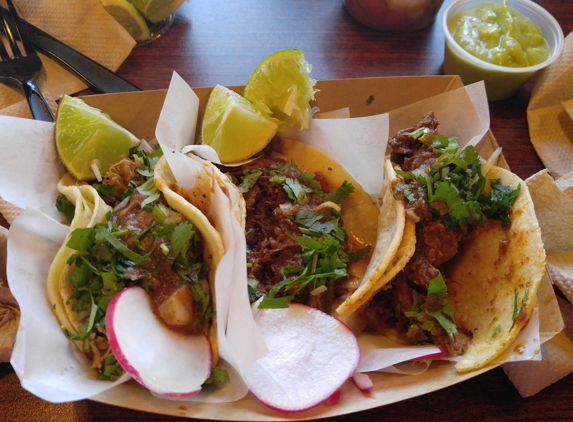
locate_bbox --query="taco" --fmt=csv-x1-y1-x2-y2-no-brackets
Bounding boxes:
47,148,225,380
219,138,380,326
338,112,545,372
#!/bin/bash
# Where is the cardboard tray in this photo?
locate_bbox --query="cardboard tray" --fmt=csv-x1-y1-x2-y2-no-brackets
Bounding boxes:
81,75,504,420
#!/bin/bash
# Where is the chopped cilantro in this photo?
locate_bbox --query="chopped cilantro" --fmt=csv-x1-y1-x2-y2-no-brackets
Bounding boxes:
324,180,354,204
95,225,149,265
283,177,310,205
93,184,119,201
56,195,76,222
366,95,374,105
350,245,372,261
238,169,262,193
136,177,161,208
97,355,123,381
395,131,519,231
424,273,458,340
511,286,529,329
171,221,196,257
66,227,96,251
492,324,502,338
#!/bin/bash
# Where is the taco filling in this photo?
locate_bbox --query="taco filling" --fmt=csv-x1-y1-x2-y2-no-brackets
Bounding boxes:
364,112,522,356
221,146,371,314
52,149,216,380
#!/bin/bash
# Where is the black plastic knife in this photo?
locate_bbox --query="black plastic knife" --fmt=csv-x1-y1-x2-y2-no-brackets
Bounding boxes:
0,6,140,93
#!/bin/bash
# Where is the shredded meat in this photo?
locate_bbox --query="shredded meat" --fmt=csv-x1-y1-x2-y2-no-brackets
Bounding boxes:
102,157,145,200
223,153,340,314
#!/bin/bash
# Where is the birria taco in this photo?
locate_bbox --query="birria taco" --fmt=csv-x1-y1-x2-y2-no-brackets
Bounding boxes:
337,112,546,372
48,148,225,382
219,138,379,326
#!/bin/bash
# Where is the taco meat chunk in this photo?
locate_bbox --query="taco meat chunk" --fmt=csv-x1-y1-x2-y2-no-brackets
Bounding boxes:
222,151,355,314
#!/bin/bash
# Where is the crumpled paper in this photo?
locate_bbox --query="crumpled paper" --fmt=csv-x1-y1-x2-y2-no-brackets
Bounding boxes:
503,297,573,397
499,169,573,396
0,0,135,116
527,31,573,179
0,225,20,362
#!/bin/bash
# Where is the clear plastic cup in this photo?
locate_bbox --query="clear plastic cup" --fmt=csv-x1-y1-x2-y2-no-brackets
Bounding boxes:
442,0,564,101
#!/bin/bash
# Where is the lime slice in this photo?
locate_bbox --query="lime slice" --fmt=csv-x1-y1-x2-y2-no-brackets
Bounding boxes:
244,50,317,131
201,85,279,164
55,95,142,181
101,0,151,42
128,0,185,23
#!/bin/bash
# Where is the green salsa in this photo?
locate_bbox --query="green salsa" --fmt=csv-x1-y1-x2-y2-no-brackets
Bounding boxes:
448,1,549,68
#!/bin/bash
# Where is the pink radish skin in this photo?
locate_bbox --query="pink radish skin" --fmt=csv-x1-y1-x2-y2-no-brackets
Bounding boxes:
106,286,212,397
352,372,374,391
411,345,449,361
244,303,360,413
325,389,343,405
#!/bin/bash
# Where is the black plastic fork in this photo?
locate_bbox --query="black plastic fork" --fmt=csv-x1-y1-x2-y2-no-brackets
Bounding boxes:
0,0,54,121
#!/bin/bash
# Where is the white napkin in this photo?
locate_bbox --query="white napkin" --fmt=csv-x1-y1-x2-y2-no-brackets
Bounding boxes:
0,0,135,116
499,169,573,396
503,297,573,397
0,225,19,362
527,31,573,179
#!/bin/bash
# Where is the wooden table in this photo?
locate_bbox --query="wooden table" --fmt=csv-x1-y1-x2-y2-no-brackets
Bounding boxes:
2,0,572,420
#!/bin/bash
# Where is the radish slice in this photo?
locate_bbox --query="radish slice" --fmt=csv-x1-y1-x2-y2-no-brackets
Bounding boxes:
106,286,212,397
352,372,374,391
244,303,360,413
410,344,449,361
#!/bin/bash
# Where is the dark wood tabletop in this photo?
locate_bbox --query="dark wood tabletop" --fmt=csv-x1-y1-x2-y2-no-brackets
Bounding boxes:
2,0,573,420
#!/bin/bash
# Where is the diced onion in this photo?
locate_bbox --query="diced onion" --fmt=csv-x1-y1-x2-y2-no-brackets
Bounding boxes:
114,196,130,211
481,147,502,176
314,201,341,212
279,203,297,215
310,285,328,296
405,208,420,222
91,162,102,182
137,138,154,153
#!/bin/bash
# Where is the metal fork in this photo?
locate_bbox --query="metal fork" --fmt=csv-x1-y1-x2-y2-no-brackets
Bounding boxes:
0,0,53,121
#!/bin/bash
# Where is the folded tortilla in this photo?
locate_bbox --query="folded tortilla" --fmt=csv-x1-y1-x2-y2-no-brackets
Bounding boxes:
48,155,226,372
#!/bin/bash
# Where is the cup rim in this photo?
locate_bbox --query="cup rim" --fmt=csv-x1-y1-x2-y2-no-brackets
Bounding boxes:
442,0,565,74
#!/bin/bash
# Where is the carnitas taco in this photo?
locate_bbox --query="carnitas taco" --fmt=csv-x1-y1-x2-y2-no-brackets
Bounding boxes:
338,112,545,372
219,138,379,324
48,148,225,383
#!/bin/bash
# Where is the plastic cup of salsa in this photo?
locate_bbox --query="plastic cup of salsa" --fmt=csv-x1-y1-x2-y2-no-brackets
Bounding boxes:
442,0,564,101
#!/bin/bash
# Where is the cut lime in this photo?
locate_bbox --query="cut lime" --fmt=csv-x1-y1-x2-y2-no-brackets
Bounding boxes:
244,50,317,131
101,0,151,42
128,0,185,23
55,95,142,181
201,85,279,164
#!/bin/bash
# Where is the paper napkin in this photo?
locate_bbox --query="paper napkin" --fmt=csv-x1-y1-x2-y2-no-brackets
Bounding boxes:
0,0,135,116
500,169,573,396
527,31,573,179
0,225,19,362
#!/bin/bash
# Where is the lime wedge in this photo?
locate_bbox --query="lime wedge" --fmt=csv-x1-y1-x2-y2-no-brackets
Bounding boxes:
55,95,142,181
101,0,151,42
128,0,185,23
201,85,279,164
244,50,317,131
